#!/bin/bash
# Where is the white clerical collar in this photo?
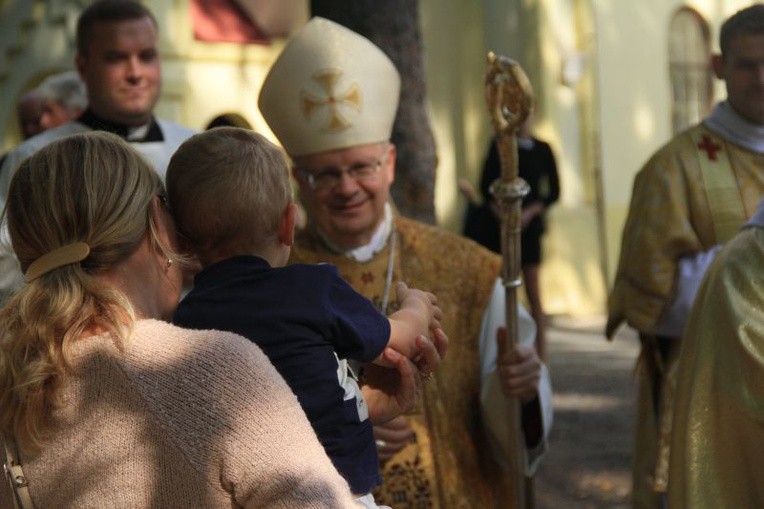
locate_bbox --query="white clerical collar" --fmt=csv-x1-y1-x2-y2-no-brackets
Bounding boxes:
704,101,764,154
127,123,151,141
318,202,393,262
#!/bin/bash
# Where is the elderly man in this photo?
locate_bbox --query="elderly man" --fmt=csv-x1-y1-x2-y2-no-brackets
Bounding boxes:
0,0,194,304
36,70,88,132
607,4,764,506
259,17,552,508
1,71,85,165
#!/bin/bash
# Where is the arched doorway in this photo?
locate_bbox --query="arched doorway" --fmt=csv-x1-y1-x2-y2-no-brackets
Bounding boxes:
668,7,713,134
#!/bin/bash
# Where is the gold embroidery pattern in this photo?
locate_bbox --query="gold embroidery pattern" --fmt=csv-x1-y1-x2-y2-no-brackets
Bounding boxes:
300,69,362,131
375,454,433,508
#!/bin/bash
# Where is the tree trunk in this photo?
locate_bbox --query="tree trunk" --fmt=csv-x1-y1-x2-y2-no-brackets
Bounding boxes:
310,0,437,224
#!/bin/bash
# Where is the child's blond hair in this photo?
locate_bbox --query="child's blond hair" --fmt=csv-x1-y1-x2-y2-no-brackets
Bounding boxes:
166,127,293,260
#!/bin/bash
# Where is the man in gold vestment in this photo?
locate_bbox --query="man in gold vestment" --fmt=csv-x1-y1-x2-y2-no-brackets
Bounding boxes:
258,17,552,508
668,199,764,508
606,5,764,507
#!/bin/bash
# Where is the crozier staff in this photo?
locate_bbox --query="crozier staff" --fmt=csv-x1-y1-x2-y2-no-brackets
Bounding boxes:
484,51,535,508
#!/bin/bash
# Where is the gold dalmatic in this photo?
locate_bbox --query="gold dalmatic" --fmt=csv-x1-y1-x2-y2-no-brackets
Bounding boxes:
606,123,764,507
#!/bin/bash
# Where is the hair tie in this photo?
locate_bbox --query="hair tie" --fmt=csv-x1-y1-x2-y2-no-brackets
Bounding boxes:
25,242,91,283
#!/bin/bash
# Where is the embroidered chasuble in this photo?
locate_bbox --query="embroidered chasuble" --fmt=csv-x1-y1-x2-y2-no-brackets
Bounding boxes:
605,123,764,508
290,215,514,508
607,124,764,337
669,223,764,508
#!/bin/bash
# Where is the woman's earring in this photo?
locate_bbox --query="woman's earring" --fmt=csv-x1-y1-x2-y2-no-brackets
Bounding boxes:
165,258,173,271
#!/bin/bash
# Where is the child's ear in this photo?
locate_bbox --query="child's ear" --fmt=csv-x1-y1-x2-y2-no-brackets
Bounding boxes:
278,203,297,247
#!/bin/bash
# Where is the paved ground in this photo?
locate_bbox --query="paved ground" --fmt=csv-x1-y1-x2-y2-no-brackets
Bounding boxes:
532,317,640,509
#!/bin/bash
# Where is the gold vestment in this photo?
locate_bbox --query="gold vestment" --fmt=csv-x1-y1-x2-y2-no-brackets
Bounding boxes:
290,215,518,508
668,224,764,508
605,123,764,507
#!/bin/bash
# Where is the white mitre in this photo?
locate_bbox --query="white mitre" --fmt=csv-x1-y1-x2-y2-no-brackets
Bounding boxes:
258,16,401,157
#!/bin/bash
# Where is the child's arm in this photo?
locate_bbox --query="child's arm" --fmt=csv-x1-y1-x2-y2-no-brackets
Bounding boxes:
374,282,442,365
364,329,449,424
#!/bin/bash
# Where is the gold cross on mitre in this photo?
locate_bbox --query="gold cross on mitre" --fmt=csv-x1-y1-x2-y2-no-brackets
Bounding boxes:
300,69,362,131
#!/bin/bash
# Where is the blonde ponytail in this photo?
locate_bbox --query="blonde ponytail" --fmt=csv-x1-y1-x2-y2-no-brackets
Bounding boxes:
0,132,162,451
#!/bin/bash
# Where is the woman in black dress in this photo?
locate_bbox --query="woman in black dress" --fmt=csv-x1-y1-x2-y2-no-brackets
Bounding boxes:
462,116,560,359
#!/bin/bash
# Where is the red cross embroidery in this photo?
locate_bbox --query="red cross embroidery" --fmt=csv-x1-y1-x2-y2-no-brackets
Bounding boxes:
698,135,722,161
361,272,375,284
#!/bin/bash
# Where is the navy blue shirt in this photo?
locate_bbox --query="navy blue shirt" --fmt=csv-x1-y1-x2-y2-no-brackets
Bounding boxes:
173,256,390,494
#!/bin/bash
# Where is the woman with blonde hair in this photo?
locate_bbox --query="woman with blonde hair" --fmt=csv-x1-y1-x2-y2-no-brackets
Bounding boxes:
0,131,358,508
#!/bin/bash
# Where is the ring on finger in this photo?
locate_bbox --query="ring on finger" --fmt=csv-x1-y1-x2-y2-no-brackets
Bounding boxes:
375,439,388,449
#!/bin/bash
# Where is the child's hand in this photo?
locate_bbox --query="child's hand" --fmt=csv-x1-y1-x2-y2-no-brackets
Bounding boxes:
364,329,448,425
383,283,445,365
395,282,443,332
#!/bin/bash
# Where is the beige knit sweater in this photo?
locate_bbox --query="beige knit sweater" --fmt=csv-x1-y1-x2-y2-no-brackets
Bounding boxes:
0,319,357,508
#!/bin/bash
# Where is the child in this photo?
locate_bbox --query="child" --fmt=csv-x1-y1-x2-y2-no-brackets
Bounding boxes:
166,127,442,505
